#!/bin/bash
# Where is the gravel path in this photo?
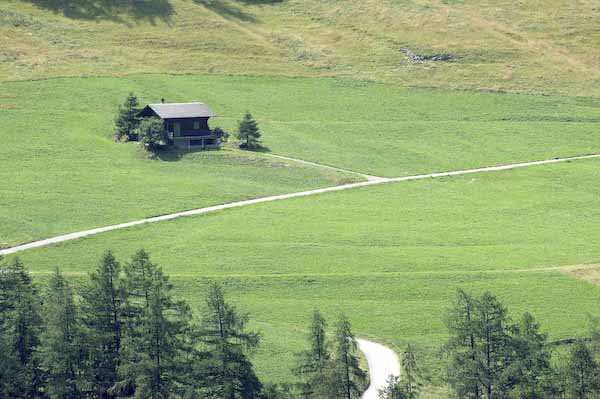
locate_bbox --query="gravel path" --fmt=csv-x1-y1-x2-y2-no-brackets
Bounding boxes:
357,339,401,399
2,153,599,257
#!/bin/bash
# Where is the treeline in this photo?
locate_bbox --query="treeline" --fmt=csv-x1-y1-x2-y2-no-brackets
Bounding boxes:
0,250,366,399
440,289,600,399
3,251,600,399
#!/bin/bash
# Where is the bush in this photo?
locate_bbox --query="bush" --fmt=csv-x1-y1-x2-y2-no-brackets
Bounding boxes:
213,127,230,143
138,117,168,152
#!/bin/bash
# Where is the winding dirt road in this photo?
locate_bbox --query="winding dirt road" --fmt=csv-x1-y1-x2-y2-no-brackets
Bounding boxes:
357,339,401,399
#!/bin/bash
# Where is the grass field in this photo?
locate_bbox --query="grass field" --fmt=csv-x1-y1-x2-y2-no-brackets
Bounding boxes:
1,0,599,96
13,158,600,390
2,74,599,247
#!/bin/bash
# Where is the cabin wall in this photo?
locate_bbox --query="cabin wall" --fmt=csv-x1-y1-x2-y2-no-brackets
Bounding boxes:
165,117,210,136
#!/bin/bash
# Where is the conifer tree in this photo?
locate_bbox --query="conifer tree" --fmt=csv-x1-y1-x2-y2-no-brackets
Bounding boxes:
117,249,192,398
446,289,482,399
476,292,512,399
294,309,331,398
196,283,262,399
329,314,367,399
237,112,262,149
400,344,421,399
80,250,126,399
115,92,141,141
567,341,599,399
504,312,556,398
39,268,85,399
0,257,44,398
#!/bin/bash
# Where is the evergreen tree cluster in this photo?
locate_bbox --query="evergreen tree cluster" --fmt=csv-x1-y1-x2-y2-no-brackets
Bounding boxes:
293,310,367,399
445,289,600,399
3,253,600,399
0,251,262,399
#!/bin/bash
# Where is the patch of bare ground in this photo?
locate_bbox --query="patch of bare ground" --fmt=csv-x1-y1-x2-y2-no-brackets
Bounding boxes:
566,265,600,284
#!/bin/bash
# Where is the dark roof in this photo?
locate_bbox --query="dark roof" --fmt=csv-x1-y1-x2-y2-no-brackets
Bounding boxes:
144,102,216,119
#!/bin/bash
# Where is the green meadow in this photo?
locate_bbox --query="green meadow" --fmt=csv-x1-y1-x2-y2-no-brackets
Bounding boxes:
2,74,599,247
14,158,600,387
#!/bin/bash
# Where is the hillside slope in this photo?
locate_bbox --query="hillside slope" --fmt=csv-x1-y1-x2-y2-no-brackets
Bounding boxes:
1,0,599,95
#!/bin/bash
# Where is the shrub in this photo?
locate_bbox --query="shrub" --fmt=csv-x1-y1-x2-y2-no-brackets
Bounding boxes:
138,117,168,152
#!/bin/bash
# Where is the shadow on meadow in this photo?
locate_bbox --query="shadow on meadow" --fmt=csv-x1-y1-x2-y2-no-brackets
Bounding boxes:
192,0,282,22
23,0,174,24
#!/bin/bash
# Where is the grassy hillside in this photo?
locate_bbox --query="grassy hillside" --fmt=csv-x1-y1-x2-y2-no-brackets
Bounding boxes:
1,0,599,96
14,158,600,387
2,74,599,246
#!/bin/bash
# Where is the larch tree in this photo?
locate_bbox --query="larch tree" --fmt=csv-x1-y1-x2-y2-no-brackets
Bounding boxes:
117,249,192,398
294,309,331,398
445,289,482,399
196,282,262,399
400,344,421,399
39,268,85,399
80,250,126,399
329,314,367,399
0,257,44,398
567,341,599,399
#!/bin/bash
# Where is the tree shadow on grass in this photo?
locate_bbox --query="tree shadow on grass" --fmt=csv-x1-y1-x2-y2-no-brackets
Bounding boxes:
192,0,283,22
23,0,174,24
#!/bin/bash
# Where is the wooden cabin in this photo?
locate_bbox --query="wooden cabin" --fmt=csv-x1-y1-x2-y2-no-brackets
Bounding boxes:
139,102,219,150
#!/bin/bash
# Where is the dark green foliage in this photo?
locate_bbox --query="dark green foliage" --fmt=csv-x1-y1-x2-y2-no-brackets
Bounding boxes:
138,117,168,152
505,312,556,398
378,376,407,399
117,249,193,398
39,268,85,399
195,282,262,399
0,257,44,398
237,112,262,149
378,344,421,399
213,127,230,143
294,309,331,398
115,92,141,141
329,314,367,399
446,289,483,399
400,344,421,399
567,341,599,399
80,250,126,399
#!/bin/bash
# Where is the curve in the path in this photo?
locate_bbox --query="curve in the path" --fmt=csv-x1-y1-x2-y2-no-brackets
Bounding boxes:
263,153,385,182
357,339,401,399
2,153,599,256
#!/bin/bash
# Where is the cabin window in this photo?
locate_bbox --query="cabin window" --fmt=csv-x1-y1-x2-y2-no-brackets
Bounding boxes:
205,139,216,146
193,121,200,130
173,122,181,136
190,139,203,147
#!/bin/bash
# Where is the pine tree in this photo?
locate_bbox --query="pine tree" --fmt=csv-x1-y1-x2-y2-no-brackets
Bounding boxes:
567,341,599,399
237,112,262,149
504,312,556,398
0,257,44,398
196,282,262,399
80,250,126,399
39,268,85,399
115,92,141,141
117,249,192,398
294,309,331,398
329,314,367,399
378,376,407,399
476,292,512,399
446,289,482,399
400,344,421,399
